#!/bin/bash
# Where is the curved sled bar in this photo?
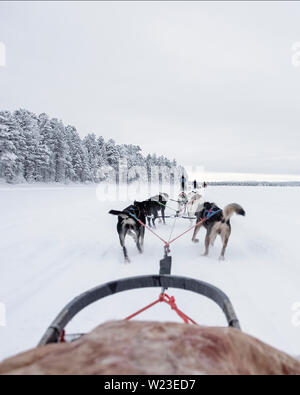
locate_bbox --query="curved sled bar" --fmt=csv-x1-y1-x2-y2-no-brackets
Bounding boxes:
39,275,241,345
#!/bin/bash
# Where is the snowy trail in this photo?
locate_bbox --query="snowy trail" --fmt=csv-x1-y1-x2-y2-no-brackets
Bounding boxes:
1,184,300,360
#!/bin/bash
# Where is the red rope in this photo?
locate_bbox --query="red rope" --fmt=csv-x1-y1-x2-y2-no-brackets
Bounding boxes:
161,294,198,325
168,217,207,246
125,293,197,325
132,216,170,247
124,297,162,321
130,214,208,251
130,206,221,251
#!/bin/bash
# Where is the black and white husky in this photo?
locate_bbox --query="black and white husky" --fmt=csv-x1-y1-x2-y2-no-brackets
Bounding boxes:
109,201,148,262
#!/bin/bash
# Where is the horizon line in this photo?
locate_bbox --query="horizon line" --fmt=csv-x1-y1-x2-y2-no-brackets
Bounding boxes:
187,171,300,183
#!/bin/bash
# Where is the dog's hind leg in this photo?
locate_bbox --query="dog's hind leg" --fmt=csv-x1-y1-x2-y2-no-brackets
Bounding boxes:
147,216,152,228
140,225,145,251
119,228,130,263
192,223,202,243
219,229,230,261
136,228,143,254
210,230,218,246
151,215,155,227
161,207,166,225
152,208,158,227
155,205,162,224
203,227,213,257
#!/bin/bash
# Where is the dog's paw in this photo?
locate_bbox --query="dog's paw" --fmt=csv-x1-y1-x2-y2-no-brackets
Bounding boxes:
218,255,225,261
124,257,131,264
201,253,208,257
192,238,199,243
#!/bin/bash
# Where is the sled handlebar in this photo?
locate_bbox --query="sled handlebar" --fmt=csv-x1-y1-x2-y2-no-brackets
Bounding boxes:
39,274,241,345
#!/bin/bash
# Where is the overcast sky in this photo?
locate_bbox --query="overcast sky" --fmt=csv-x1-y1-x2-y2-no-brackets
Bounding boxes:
1,1,300,176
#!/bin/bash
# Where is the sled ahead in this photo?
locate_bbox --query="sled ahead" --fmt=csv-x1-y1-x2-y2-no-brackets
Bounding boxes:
39,273,241,346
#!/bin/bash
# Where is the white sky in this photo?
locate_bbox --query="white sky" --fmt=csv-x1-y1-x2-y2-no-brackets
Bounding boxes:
0,1,300,178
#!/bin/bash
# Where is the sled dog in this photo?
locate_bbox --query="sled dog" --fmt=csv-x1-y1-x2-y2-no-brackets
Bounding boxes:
186,191,205,221
192,202,245,260
145,193,169,227
177,192,188,215
109,201,148,262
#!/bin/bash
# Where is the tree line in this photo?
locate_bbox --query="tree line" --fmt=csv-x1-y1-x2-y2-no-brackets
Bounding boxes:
0,109,184,184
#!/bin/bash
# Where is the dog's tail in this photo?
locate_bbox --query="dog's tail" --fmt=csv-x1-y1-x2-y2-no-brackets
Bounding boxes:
223,203,246,221
109,210,130,219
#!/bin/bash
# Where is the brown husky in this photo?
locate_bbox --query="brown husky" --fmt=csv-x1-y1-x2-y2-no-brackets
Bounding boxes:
192,202,245,260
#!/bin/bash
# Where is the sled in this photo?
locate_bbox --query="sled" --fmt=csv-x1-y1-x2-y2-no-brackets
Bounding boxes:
39,273,241,346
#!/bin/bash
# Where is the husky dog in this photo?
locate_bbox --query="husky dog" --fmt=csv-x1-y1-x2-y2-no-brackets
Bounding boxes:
145,193,169,227
109,201,148,262
192,202,245,260
177,191,188,215
186,191,205,221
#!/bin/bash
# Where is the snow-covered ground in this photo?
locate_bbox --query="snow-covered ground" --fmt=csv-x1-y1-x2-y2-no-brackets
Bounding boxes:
1,183,300,361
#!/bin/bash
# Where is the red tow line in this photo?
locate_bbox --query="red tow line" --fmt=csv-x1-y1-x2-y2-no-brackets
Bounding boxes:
125,208,221,325
130,212,212,252
125,293,197,325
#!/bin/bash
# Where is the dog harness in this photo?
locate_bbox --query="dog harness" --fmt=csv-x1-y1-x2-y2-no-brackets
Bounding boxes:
125,206,141,219
202,206,222,220
179,192,188,204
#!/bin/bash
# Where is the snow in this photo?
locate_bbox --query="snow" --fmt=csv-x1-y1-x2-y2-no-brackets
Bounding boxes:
1,183,300,361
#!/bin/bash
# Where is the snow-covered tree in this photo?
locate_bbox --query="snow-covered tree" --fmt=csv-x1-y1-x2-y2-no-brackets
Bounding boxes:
0,108,185,184
105,139,119,170
13,109,39,181
0,112,21,182
83,133,100,181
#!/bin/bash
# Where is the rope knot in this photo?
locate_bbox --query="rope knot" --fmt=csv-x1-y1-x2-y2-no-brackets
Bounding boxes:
159,293,165,302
